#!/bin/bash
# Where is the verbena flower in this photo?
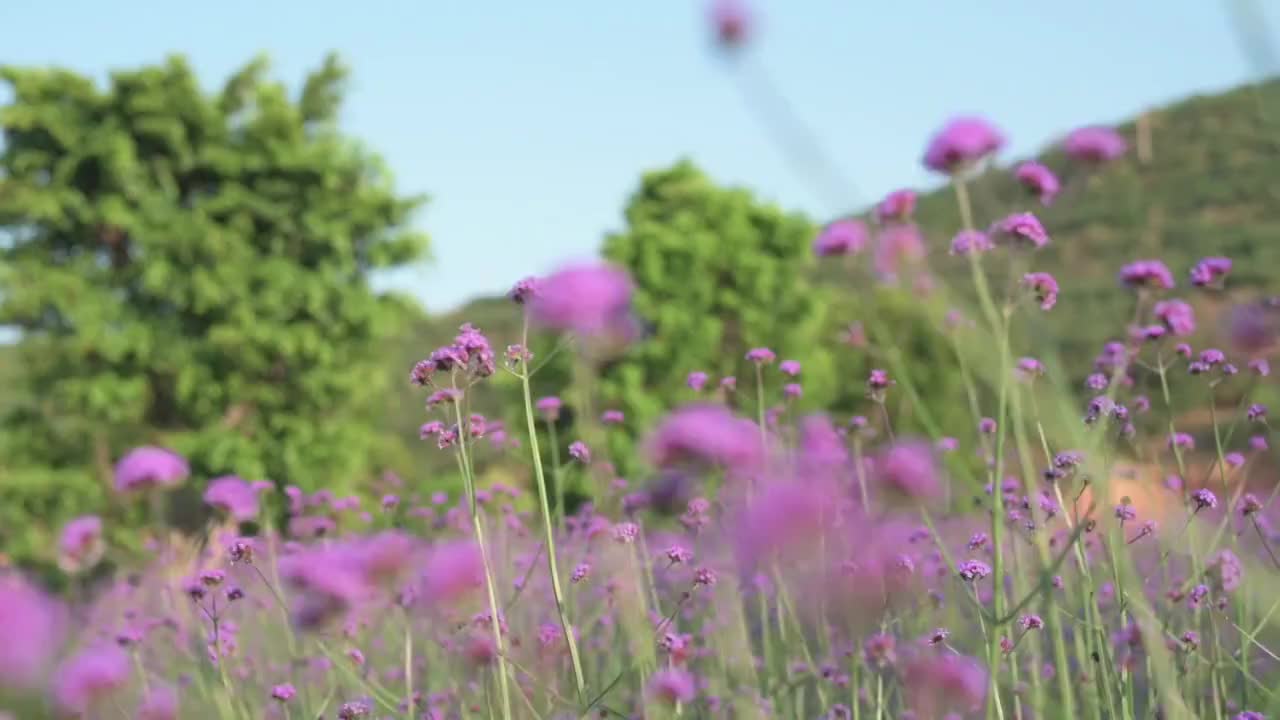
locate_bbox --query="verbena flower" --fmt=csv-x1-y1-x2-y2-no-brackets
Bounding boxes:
957,560,991,582
645,404,762,472
568,441,591,463
113,446,189,493
877,189,917,222
1014,161,1060,205
58,515,104,574
1190,256,1231,287
922,116,1005,174
52,646,130,715
1022,272,1059,310
204,476,259,522
1153,299,1196,336
709,0,751,48
1119,260,1174,290
528,262,635,340
813,219,869,257
989,212,1049,249
686,371,709,391
1191,488,1218,511
648,668,696,705
1063,126,1127,162
950,230,992,256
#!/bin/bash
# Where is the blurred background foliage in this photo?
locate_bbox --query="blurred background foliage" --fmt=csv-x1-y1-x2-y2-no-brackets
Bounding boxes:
2,54,1278,570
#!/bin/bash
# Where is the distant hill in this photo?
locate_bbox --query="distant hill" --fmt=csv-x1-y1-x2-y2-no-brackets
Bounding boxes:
386,78,1280,463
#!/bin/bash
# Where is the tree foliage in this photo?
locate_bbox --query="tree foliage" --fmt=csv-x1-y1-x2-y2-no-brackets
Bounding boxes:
0,54,428,564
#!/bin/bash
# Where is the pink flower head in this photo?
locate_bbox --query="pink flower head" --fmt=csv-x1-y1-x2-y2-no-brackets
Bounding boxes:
989,212,1049,249
1228,303,1278,355
528,262,635,340
1119,260,1174,290
1190,257,1232,287
949,230,993,256
874,223,926,280
1014,162,1060,205
1153,299,1196,336
56,518,104,579
113,446,189,493
52,646,130,714
645,404,762,473
601,409,625,425
876,189,917,223
648,668,697,705
418,540,484,605
874,439,943,503
203,475,260,522
686,371,709,391
138,684,179,720
709,0,751,49
508,276,540,304
1022,272,1059,310
0,575,64,689
902,652,987,718
1064,126,1127,163
923,116,1006,174
813,219,868,257
279,547,372,630
779,360,801,376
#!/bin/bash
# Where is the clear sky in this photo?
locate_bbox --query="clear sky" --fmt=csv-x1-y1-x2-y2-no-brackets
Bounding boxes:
2,1,1275,312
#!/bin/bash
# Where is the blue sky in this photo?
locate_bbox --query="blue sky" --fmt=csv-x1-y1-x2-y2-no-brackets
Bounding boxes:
3,1,1274,312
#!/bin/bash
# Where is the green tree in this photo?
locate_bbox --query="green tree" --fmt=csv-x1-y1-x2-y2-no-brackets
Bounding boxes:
0,54,427,565
597,160,834,468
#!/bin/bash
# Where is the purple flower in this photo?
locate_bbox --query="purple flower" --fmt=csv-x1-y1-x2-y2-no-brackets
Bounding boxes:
1191,488,1218,511
709,0,751,48
990,212,1049,248
52,646,130,714
1114,504,1136,521
1016,357,1045,379
138,684,179,720
719,375,737,391
1064,126,1127,163
1022,272,1059,310
863,633,897,668
1168,432,1195,451
686,371,709,391
0,576,64,689
902,653,987,717
508,276,540,304
665,545,694,565
1014,161,1060,205
949,230,993,256
1020,614,1044,631
1228,303,1278,355
648,668,696,705
923,116,1006,174
867,368,893,391
877,189,917,222
271,684,297,702
957,559,992,582
601,409,625,425
113,446,189,493
1234,712,1266,720
936,437,958,452
873,224,926,280
1153,299,1196,336
1249,358,1270,377
536,396,562,420
58,515,104,574
694,567,718,587
875,440,943,502
528,262,635,340
203,475,260,522
645,404,762,472
779,359,801,376
1190,257,1231,287
1207,549,1243,593
813,219,869,257
783,383,802,399
1240,493,1264,516
745,347,776,364
1119,260,1174,290
978,417,996,434
568,441,591,464
571,563,591,583
612,522,639,544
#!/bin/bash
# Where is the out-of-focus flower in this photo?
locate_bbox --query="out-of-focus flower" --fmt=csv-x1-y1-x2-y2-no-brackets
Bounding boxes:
874,224,926,280
138,684,179,720
877,189,917,223
923,117,1005,174
0,575,64,689
1154,300,1196,336
58,515,105,574
901,652,987,718
874,439,943,503
645,404,762,473
648,668,696,705
1190,257,1231,287
1022,273,1059,310
528,262,635,341
950,230,992,256
1014,162,1060,205
204,476,260,522
52,646,130,715
813,219,868,257
114,446,188,493
989,213,1049,248
709,0,751,49
1064,126,1127,163
1119,260,1174,290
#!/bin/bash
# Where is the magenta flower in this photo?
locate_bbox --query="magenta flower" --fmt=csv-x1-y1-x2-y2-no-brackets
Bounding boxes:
508,276,540,304
873,224,926,280
1022,272,1059,310
745,347,776,364
1190,257,1231,287
902,653,987,717
536,396,562,420
0,576,64,689
876,189,917,222
950,230,993,256
1119,260,1174,290
648,668,696,705
418,540,484,605
113,446,188,493
708,0,751,49
779,359,801,376
601,409,625,425
922,116,1006,174
52,646,130,715
279,548,372,629
1153,299,1196,336
568,440,591,463
138,684,179,720
874,439,943,502
58,515,105,574
1064,126,1127,163
686,371,709,391
1014,161,1061,205
203,475,260,522
528,262,635,340
1228,303,1278,355
990,212,1049,248
271,684,297,702
813,219,868,257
